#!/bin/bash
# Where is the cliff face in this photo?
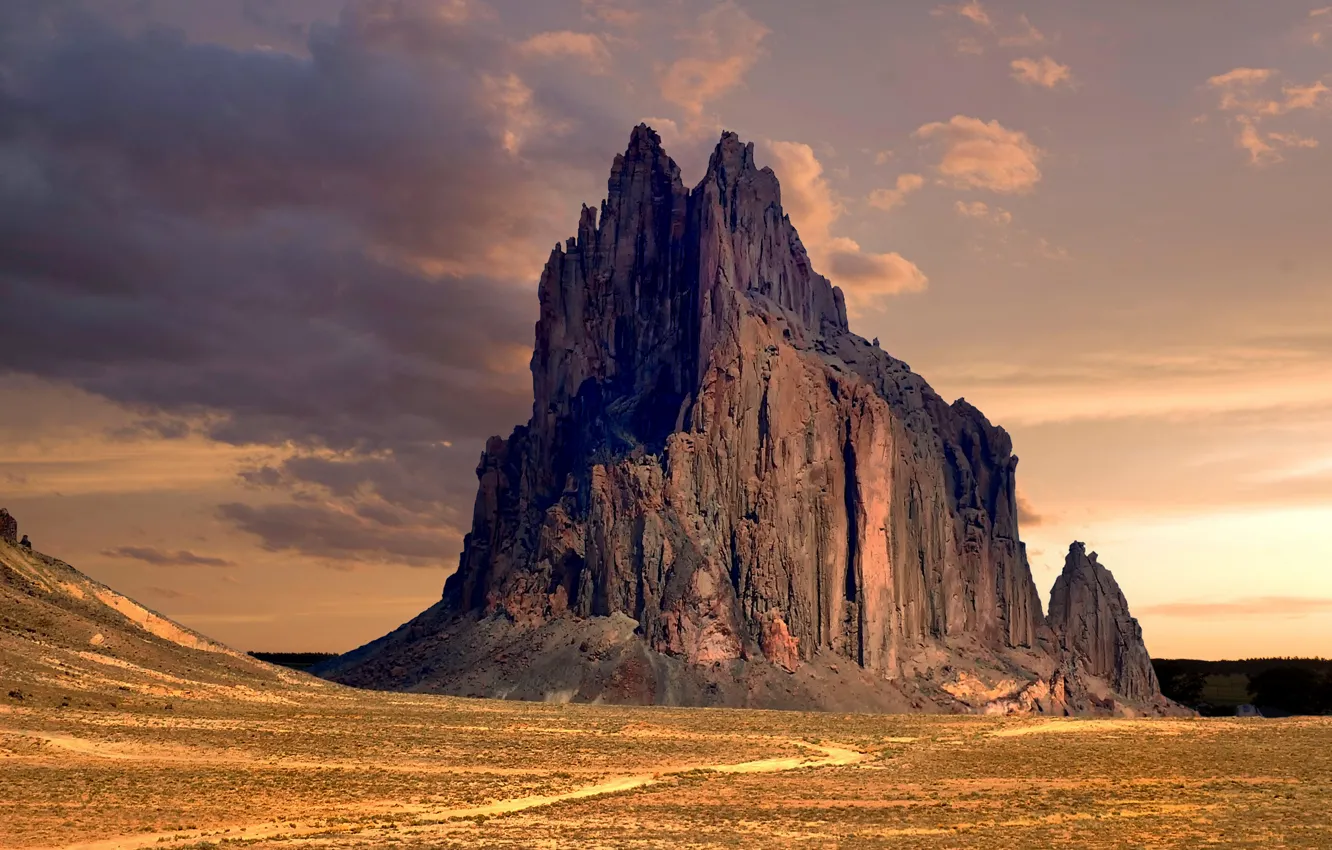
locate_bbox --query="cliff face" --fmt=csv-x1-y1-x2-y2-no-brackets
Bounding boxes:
1047,543,1161,703
322,127,1168,714
444,127,1042,675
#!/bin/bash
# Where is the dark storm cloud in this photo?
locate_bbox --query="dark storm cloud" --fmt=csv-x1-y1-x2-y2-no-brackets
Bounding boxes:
102,546,237,568
217,499,463,568
1016,493,1044,527
0,1,627,565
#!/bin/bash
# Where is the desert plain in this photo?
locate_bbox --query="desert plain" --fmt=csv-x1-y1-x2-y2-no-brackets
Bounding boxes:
4,677,1332,849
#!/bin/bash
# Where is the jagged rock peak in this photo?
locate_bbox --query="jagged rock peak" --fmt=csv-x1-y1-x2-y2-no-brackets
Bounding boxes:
325,124,1112,714
1047,543,1161,703
0,508,16,545
702,130,779,201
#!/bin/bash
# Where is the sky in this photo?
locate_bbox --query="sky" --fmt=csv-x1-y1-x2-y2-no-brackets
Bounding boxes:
1,0,1330,660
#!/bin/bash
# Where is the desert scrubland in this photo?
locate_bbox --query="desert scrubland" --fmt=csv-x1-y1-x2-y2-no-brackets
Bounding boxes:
4,686,1330,849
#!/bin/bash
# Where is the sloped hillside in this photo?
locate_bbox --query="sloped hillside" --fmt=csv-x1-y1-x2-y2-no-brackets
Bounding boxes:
1,527,326,710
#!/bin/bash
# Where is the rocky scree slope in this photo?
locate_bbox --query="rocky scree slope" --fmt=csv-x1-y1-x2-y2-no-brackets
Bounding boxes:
319,127,1176,716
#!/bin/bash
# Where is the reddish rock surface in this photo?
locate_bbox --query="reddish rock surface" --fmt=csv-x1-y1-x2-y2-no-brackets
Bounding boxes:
320,127,1175,715
1047,542,1162,705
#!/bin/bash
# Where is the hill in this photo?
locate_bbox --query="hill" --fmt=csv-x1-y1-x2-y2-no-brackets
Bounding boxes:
0,514,325,711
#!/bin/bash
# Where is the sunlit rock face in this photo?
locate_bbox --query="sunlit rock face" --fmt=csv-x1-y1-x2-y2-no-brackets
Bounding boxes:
1047,543,1161,704
446,126,1041,666
322,127,1172,714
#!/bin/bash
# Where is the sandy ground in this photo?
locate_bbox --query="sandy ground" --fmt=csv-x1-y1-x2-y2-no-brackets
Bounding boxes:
4,540,1331,848
3,687,1331,849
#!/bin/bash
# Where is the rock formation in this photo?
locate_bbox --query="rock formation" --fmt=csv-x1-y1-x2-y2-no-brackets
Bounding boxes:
1047,542,1160,703
0,509,16,545
319,126,1174,715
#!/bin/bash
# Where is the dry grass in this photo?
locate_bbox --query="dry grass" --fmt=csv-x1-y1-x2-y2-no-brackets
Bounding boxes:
3,685,1330,849
9,539,1323,847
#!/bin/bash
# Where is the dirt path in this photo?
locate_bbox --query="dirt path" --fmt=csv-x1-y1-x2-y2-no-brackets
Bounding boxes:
61,740,868,850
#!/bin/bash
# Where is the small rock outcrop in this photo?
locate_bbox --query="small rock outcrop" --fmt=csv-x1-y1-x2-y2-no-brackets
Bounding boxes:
0,509,17,545
319,126,1172,715
1047,542,1160,703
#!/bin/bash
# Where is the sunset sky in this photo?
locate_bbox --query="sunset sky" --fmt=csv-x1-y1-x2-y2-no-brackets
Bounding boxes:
2,0,1330,659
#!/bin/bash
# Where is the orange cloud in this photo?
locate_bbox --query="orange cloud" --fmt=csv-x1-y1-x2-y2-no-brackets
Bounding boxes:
1208,66,1274,90
762,141,927,309
1207,68,1329,164
867,173,925,211
660,1,769,123
955,1,992,28
1281,81,1331,111
935,3,1049,55
954,200,1012,224
1010,56,1071,88
478,72,539,155
1141,596,1332,618
518,31,613,72
1306,6,1331,45
933,1,992,29
915,116,1044,193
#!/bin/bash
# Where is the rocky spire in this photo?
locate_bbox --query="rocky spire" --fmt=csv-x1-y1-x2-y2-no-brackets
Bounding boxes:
691,131,848,349
0,508,16,545
1047,542,1161,703
334,126,1135,713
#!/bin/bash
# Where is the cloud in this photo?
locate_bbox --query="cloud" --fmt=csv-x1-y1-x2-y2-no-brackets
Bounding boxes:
1306,6,1332,45
1010,56,1071,89
146,586,191,600
761,141,927,309
1282,81,1331,111
0,2,629,566
102,547,236,568
518,30,612,72
954,200,1012,224
582,0,641,29
867,173,925,211
1141,596,1332,618
1036,237,1069,261
928,339,1332,428
998,15,1047,48
933,1,992,29
1208,66,1275,91
1234,120,1319,164
915,116,1044,193
1016,493,1044,527
219,499,463,568
660,1,769,123
934,3,1048,54
1207,67,1329,164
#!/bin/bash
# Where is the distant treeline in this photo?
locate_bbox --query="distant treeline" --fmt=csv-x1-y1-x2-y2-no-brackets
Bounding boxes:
1153,657,1332,716
248,651,338,672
